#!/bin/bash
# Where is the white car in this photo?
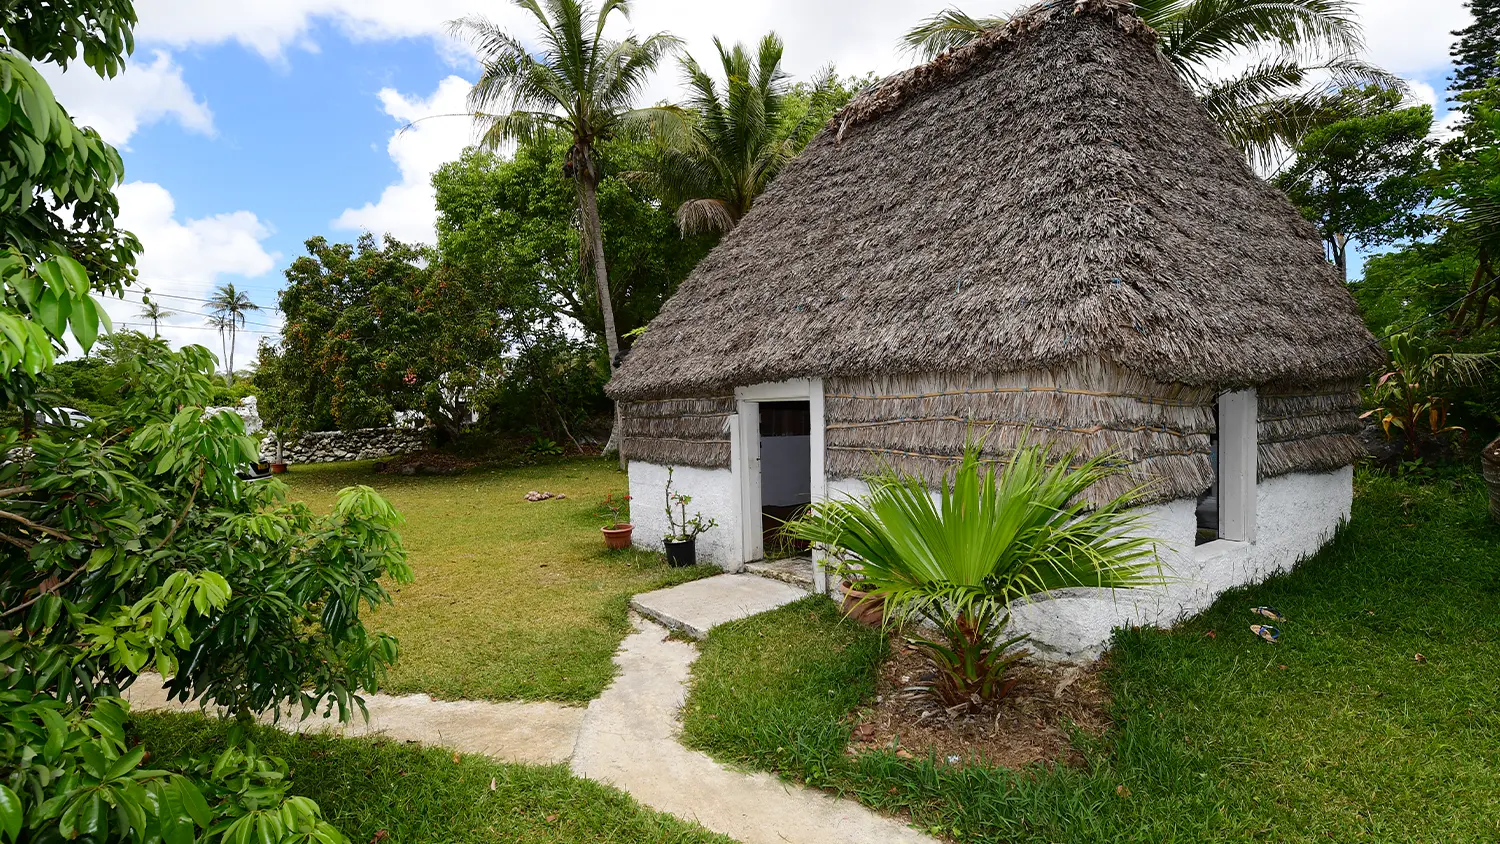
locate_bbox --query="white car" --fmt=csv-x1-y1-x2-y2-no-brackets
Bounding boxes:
37,406,92,428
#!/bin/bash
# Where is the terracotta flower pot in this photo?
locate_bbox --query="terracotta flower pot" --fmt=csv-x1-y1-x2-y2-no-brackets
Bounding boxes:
1482,436,1500,523
270,462,288,474
839,580,885,627
602,523,634,550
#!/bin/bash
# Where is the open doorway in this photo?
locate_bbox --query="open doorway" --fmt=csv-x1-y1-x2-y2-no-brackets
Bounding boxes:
758,400,811,557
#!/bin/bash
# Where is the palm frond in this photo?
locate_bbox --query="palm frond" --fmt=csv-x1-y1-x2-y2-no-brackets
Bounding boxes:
1157,0,1364,70
675,198,737,235
901,7,1009,61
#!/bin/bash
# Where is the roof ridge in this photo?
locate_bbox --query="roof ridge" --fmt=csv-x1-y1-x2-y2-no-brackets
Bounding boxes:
835,0,1157,138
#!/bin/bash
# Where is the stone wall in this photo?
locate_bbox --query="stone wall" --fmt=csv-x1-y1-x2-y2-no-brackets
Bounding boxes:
261,427,427,464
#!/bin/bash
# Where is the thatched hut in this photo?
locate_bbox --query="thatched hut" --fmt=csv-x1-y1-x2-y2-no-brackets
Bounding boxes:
607,0,1378,658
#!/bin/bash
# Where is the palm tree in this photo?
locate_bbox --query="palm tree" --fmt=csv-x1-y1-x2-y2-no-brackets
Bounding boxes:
903,0,1401,167
650,33,833,235
450,0,680,457
204,283,260,385
138,300,173,338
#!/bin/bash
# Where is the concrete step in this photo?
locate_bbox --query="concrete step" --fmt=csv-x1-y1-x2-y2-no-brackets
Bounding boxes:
744,557,816,592
629,574,809,639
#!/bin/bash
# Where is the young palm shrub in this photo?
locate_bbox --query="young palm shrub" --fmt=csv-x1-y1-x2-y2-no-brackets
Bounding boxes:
785,437,1160,709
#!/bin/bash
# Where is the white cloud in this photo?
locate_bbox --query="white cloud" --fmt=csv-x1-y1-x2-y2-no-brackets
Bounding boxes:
132,0,525,62
332,75,476,245
41,51,213,146
1358,0,1469,78
97,182,280,357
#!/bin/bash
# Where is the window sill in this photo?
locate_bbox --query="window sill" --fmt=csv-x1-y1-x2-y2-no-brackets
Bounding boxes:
1193,538,1249,562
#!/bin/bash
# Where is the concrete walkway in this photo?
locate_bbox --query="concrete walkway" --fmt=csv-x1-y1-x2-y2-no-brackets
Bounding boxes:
124,678,584,765
127,574,934,843
571,619,934,844
631,573,809,639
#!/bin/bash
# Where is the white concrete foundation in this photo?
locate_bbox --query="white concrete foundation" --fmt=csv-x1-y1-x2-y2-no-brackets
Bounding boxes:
1007,466,1354,660
628,462,741,570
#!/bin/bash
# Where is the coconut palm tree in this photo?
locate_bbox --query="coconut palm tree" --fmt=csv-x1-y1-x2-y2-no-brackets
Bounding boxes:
449,0,680,457
138,300,173,338
204,283,260,385
903,0,1402,167
650,33,834,235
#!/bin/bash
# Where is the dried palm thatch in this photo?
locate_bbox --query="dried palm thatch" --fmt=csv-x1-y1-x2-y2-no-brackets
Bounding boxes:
619,396,735,468
1256,381,1366,479
607,0,1379,404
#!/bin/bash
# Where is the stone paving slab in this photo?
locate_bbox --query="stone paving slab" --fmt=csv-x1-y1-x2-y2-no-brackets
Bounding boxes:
630,574,809,639
571,622,936,844
124,676,585,766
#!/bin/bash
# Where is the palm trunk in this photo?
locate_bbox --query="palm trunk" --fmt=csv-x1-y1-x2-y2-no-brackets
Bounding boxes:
577,171,626,470
227,324,236,386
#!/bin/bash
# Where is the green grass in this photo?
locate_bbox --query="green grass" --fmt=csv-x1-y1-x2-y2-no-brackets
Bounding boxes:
283,458,716,703
130,712,730,844
681,471,1500,842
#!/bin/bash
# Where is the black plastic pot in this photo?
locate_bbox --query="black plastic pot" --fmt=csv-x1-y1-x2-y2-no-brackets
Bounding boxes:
664,537,696,568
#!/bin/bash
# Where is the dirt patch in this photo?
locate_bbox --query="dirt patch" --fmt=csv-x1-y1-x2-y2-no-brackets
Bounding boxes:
374,451,486,476
847,639,1110,769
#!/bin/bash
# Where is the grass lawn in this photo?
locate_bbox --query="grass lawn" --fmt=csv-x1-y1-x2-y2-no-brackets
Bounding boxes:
681,471,1500,842
283,457,714,703
130,712,729,844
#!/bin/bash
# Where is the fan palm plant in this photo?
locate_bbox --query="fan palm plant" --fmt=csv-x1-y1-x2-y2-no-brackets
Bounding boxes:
651,33,834,234
449,0,680,461
786,436,1160,708
204,283,259,384
903,0,1402,168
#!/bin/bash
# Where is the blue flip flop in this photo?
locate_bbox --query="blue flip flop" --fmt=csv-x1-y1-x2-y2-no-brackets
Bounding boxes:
1251,606,1286,622
1250,624,1280,643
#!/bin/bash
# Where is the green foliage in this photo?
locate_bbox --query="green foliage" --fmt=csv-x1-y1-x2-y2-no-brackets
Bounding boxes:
133,714,734,844
787,437,1157,706
647,34,843,234
902,0,1400,165
1274,87,1435,279
1450,0,1500,101
4,342,412,843
1361,331,1500,457
684,472,1500,841
433,136,714,347
450,0,683,370
260,233,508,441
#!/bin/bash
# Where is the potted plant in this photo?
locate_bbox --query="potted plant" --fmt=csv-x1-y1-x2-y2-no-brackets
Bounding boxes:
663,467,717,567
598,493,633,550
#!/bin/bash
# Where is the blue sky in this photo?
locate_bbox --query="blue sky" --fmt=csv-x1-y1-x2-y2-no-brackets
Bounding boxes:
41,0,1475,355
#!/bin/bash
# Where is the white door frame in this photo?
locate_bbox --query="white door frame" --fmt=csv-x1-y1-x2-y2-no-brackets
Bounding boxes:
733,378,826,591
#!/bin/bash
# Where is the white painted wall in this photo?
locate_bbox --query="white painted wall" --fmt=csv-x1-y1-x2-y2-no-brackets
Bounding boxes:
760,435,811,507
628,461,742,570
824,467,1353,661
1007,466,1354,661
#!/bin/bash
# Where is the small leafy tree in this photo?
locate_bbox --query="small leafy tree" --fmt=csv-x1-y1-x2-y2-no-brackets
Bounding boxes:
1274,87,1435,280
786,437,1159,709
2,3,410,840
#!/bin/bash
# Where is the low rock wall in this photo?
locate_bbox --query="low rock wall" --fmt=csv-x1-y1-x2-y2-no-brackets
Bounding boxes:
261,427,427,464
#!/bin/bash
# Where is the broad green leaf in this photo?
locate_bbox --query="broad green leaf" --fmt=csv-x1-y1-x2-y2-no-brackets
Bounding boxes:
105,744,146,780
34,287,68,337
70,294,99,352
0,784,22,842
54,253,89,296
0,90,11,132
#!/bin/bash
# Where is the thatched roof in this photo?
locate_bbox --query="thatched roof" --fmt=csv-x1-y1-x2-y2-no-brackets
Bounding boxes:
607,0,1380,402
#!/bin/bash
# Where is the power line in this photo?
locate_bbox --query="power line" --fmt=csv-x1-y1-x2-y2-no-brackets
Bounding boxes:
114,321,280,336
